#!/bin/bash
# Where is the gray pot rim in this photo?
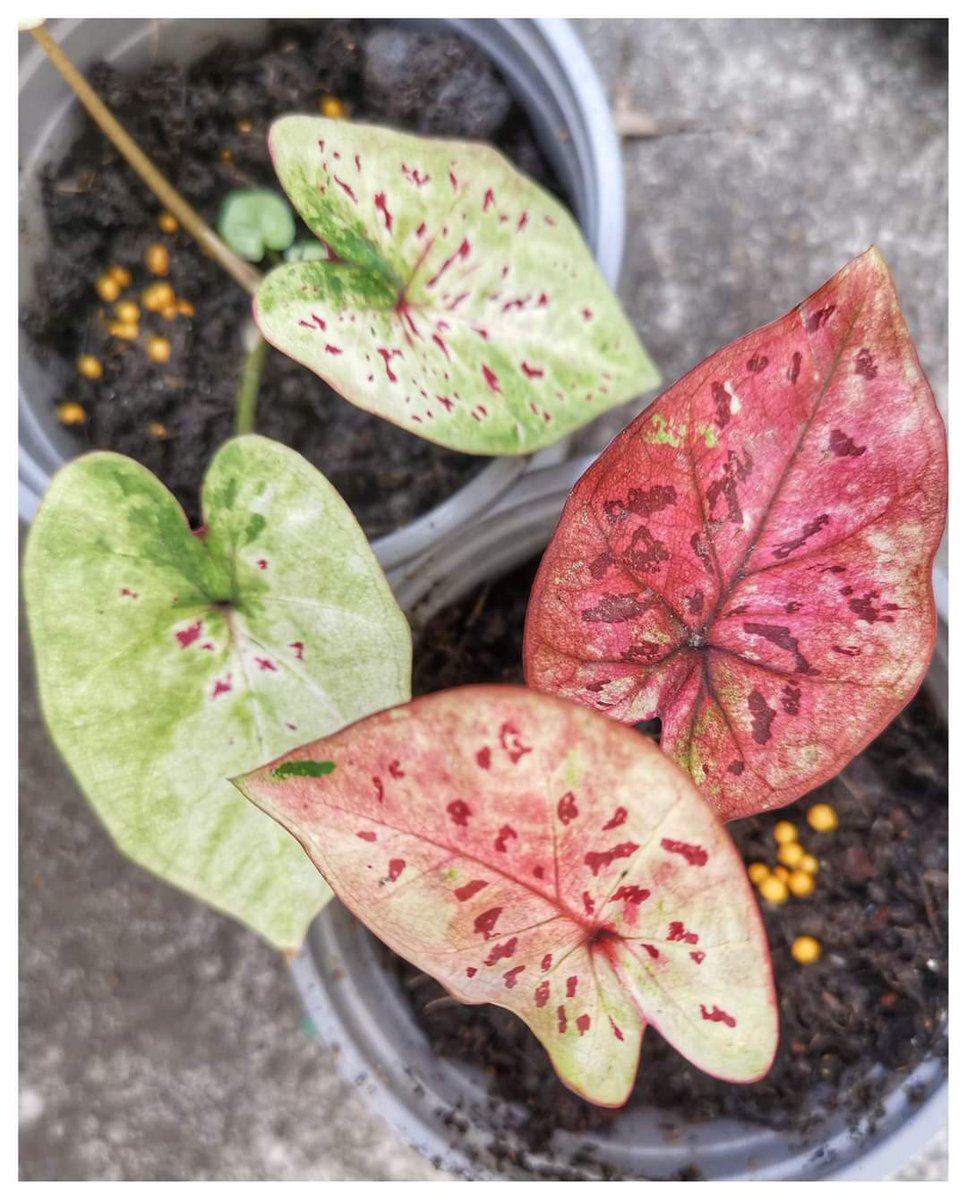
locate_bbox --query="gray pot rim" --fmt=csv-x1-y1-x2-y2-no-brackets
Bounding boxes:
299,456,948,1181
18,17,627,571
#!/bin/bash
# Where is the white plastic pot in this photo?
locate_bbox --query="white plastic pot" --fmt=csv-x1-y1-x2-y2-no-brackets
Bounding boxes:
297,456,948,1181
18,18,628,570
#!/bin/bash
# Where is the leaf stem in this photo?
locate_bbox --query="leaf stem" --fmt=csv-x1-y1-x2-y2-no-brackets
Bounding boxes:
29,22,262,297
235,334,269,436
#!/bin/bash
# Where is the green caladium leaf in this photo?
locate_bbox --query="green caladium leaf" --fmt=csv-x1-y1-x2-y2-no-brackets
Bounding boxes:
218,188,297,262
236,686,777,1106
24,436,411,952
254,115,660,456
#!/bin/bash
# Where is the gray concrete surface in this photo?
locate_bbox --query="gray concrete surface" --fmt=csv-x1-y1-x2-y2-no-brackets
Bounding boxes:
20,18,947,1181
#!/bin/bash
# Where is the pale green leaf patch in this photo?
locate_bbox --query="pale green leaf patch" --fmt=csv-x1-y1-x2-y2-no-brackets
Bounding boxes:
24,436,412,952
254,115,660,456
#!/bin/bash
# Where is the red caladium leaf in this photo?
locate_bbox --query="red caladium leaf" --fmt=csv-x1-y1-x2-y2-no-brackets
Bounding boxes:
253,116,659,456
234,685,777,1107
524,248,947,820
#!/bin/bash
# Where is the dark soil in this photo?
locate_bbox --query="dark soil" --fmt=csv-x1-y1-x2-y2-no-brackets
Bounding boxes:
402,556,948,1172
23,21,561,535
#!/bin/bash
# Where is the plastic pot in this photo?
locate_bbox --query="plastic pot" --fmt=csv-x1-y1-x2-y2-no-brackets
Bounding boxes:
296,456,948,1181
18,18,627,570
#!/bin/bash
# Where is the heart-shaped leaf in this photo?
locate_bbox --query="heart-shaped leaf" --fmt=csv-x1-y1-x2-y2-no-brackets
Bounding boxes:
234,685,777,1106
218,188,297,262
253,115,660,456
24,435,411,952
525,249,947,820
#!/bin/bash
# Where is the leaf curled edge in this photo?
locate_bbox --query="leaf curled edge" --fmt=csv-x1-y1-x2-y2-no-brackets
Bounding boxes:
235,685,778,1105
524,248,947,820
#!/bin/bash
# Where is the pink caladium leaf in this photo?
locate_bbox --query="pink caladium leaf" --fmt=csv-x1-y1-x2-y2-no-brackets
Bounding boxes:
234,685,777,1106
253,116,659,456
524,248,947,820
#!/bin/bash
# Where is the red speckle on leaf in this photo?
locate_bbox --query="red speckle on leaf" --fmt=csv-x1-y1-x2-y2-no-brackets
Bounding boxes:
747,352,769,373
558,1005,568,1033
119,587,139,599
700,1003,736,1028
611,884,650,905
532,865,544,880
416,221,426,238
257,559,268,570
484,936,518,966
788,350,803,383
378,347,402,381
482,364,502,394
483,187,495,211
372,776,384,803
504,965,525,989
454,879,488,902
499,722,531,763
449,169,458,189
255,657,277,672
566,976,579,998
610,1017,625,1041
584,842,640,877
541,953,553,972
521,361,544,378
661,838,709,867
388,760,405,779
807,303,836,332
577,1014,591,1036
668,921,699,945
534,979,550,1007
728,760,745,776
475,746,491,769
748,690,777,745
333,175,357,202
517,212,529,231
211,675,232,699
286,722,298,731
289,641,304,660
466,966,477,978
356,831,377,842
544,215,556,226
374,192,393,231
582,308,593,321
474,907,502,939
691,951,706,964
426,238,471,289
582,891,595,916
829,428,867,457
176,620,203,649
432,333,451,359
201,642,215,652
494,824,518,853
472,326,489,340
557,792,579,825
855,348,878,379
401,163,430,186
642,943,660,959
602,806,628,831
324,344,343,356
447,799,471,827
388,859,406,882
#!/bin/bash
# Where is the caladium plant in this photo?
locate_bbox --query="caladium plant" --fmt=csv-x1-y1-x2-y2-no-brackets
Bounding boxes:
254,115,660,456
235,685,778,1106
524,248,947,821
24,435,411,952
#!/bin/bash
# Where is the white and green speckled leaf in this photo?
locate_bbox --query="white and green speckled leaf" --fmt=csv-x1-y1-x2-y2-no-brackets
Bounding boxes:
24,435,411,952
254,115,660,456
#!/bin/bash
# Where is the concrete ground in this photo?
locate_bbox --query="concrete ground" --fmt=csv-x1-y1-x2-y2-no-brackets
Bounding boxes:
20,18,947,1181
